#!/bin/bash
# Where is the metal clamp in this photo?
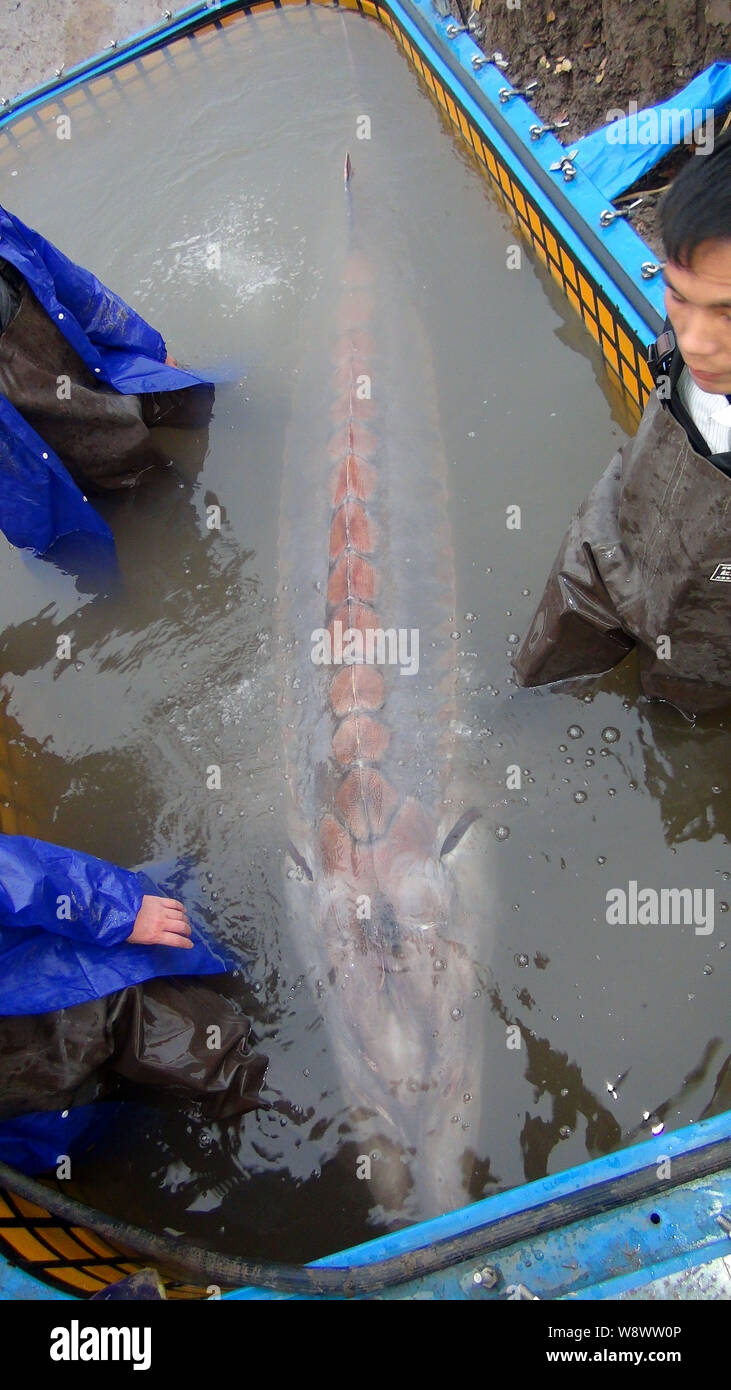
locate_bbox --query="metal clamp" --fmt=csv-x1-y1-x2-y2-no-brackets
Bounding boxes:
445,22,468,36
499,81,538,104
529,119,570,140
600,198,643,227
549,149,579,181
640,261,663,280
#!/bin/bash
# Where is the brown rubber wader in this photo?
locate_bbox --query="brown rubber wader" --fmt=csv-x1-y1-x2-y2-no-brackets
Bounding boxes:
0,281,213,492
513,391,731,716
0,977,268,1123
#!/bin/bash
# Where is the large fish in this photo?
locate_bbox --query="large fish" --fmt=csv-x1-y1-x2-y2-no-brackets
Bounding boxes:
277,155,492,1223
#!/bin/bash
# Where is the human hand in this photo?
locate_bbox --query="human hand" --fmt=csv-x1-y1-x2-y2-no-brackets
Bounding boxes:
126,895,194,948
165,352,178,367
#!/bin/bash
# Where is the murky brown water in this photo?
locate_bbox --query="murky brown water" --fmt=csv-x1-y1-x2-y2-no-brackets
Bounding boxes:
0,6,727,1260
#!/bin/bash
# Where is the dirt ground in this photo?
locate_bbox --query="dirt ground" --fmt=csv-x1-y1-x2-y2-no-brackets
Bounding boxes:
455,0,731,254
0,0,165,97
1,0,730,254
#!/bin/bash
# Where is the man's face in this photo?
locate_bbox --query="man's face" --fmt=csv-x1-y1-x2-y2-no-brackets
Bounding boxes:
663,239,731,394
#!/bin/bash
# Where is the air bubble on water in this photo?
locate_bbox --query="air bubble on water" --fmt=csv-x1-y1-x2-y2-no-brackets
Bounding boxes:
464,612,477,621
495,825,510,841
515,953,529,967
567,725,583,740
596,855,606,865
463,1093,472,1103
558,744,567,753
559,1126,571,1139
719,903,728,914
434,959,446,971
450,631,461,640
508,633,519,644
608,788,616,797
253,982,262,993
573,791,587,803
565,756,574,765
522,588,530,596
302,1067,310,1077
586,747,595,756
560,1088,568,1097
601,727,620,744
451,1007,463,1021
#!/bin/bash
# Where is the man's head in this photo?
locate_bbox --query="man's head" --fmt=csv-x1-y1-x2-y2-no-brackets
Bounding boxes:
660,129,731,394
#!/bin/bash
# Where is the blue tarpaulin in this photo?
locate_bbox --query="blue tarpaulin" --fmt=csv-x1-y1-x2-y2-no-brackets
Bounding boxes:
0,834,228,1017
0,835,232,1174
574,62,731,202
0,203,212,556
0,1105,124,1176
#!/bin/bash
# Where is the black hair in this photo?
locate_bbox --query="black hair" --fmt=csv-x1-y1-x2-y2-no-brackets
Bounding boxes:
660,124,731,267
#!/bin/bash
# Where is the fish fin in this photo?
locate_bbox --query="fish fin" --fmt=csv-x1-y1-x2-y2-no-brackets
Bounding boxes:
439,809,482,858
286,841,313,881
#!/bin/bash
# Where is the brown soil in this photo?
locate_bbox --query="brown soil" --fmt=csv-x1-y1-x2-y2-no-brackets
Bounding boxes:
452,0,731,255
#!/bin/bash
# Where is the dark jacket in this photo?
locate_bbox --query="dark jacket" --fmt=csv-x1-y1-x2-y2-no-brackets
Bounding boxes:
0,203,210,553
512,328,731,715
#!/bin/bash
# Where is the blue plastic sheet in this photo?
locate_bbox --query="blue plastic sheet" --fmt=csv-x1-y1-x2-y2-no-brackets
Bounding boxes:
0,834,228,1017
0,837,237,1175
0,203,212,555
0,1104,123,1177
574,62,731,201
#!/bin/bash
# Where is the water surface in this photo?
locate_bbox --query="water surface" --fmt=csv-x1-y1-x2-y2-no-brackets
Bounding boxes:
0,5,727,1259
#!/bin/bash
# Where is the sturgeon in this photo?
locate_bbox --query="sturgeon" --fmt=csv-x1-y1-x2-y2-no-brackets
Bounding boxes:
277,156,492,1222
